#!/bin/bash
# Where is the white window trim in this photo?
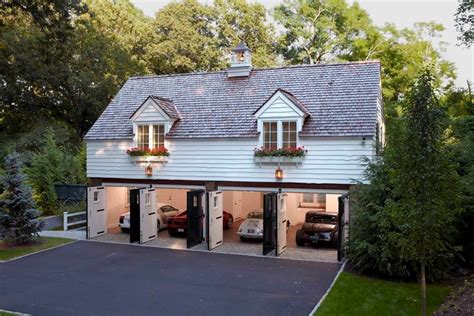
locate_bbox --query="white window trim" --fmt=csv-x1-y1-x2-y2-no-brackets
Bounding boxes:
259,119,301,149
134,123,167,149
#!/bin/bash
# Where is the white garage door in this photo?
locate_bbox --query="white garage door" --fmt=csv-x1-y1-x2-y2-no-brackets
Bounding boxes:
277,193,288,256
140,188,158,244
208,190,223,250
87,186,106,239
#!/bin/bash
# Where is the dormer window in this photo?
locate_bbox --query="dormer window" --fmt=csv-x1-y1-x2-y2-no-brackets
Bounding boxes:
137,124,165,149
263,121,298,150
255,89,311,151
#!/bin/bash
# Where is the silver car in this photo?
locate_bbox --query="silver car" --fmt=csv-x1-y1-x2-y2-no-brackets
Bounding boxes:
237,211,264,241
119,203,181,231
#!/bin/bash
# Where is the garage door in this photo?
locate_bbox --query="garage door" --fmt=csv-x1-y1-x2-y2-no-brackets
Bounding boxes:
277,193,288,256
208,190,223,250
263,192,277,256
187,189,205,248
140,188,158,244
87,186,106,239
130,188,158,244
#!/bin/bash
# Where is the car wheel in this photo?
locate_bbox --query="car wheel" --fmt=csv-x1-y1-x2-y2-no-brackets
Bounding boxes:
226,216,233,229
240,236,246,242
120,228,128,233
157,220,161,231
295,229,306,247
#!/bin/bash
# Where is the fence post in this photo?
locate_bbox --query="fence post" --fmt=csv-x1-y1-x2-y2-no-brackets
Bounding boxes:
63,212,68,231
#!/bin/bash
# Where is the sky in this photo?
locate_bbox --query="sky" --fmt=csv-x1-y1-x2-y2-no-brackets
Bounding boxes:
131,0,473,88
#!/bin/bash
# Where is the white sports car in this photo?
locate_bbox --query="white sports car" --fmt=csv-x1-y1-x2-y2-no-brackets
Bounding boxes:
237,211,264,241
119,203,180,231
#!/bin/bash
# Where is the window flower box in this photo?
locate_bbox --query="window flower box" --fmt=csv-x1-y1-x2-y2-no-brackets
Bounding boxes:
254,147,307,167
127,147,169,164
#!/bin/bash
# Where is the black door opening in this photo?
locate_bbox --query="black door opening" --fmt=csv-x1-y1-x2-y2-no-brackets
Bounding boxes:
263,192,277,256
129,188,141,244
187,189,204,249
337,194,347,262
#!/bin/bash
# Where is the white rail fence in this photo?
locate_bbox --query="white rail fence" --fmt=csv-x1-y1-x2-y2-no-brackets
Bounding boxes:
63,211,87,231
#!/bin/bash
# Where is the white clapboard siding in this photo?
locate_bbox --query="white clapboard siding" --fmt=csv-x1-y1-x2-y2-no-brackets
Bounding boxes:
258,97,300,118
86,137,373,184
133,103,167,122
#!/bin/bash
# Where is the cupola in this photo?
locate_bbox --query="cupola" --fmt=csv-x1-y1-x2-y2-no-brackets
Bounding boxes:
227,41,252,78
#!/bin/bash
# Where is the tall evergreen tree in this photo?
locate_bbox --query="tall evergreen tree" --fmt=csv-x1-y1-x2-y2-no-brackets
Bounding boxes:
0,152,42,245
388,69,460,315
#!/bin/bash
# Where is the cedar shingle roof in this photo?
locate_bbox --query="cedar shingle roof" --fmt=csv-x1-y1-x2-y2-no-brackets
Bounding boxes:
84,61,381,140
149,96,180,119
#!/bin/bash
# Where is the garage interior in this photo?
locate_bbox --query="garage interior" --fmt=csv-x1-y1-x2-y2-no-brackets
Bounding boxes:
91,185,340,262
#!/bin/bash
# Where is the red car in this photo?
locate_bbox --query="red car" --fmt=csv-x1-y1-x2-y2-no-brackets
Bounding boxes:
168,210,234,236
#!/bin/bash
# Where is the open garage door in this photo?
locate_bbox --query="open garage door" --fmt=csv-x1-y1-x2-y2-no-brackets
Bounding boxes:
140,188,158,244
208,191,223,250
337,194,349,261
276,193,288,256
187,189,205,248
129,188,158,244
87,186,106,239
263,192,277,256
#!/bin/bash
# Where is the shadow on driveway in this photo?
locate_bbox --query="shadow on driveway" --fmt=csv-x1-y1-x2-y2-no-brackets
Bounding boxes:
0,241,340,316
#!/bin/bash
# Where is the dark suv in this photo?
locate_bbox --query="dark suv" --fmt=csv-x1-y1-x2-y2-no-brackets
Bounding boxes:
295,211,339,247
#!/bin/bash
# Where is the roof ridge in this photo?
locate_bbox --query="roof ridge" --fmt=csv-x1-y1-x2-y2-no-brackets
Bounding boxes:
128,60,381,81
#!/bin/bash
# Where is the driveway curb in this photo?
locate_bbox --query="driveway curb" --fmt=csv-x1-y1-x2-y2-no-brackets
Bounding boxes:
309,260,347,315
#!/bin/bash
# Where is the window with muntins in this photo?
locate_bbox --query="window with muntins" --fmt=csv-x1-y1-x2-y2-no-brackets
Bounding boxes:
137,124,165,149
153,125,165,148
263,122,278,150
282,121,297,148
137,125,149,149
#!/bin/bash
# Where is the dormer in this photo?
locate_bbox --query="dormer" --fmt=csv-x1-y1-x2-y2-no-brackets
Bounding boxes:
227,41,252,78
129,96,180,149
254,89,310,149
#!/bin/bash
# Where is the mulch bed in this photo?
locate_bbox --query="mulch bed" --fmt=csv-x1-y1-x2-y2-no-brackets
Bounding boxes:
434,274,474,315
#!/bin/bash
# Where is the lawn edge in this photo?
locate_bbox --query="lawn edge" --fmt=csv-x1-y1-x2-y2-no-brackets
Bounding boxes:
0,309,30,315
309,260,347,316
0,239,78,263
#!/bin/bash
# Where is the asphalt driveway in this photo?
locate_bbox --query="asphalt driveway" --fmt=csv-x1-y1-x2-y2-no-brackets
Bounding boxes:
0,241,340,316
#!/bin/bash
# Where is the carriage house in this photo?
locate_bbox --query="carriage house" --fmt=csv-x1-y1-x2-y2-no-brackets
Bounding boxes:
84,43,383,261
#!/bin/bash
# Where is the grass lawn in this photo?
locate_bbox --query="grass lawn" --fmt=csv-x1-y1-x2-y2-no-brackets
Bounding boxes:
315,272,450,316
0,237,74,261
0,311,19,316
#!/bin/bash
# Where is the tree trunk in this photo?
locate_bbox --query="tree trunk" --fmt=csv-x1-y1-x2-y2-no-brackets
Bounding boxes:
421,262,427,316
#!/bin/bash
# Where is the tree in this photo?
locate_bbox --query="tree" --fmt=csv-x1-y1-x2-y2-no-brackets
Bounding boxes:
273,0,378,64
26,130,86,215
213,0,277,68
146,0,222,74
388,69,460,315
0,152,42,245
455,0,474,47
0,0,145,138
348,70,461,315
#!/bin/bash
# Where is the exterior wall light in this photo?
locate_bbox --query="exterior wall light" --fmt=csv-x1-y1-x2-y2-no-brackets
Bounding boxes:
275,166,283,180
145,164,153,177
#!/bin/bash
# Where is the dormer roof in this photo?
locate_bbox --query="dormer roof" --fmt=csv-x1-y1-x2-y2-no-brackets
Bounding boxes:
129,95,180,121
254,88,311,118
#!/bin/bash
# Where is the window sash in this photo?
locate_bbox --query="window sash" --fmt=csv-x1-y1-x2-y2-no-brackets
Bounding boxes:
282,121,297,148
137,125,149,150
263,122,278,150
153,125,165,149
